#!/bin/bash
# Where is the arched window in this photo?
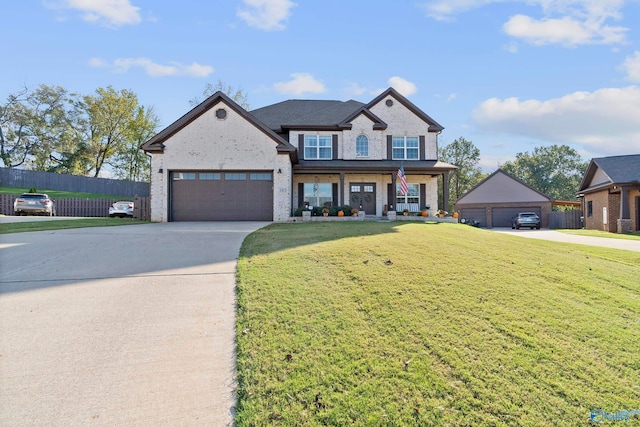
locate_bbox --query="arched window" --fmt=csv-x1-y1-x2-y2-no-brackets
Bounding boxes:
356,135,369,157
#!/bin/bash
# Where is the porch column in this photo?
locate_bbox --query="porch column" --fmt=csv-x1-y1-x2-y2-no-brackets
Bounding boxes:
339,172,345,206
620,186,630,219
618,186,633,234
391,172,397,211
442,171,450,211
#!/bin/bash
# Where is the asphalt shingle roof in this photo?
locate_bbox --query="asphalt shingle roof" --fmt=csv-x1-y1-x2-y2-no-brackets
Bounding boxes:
592,154,640,183
250,99,365,131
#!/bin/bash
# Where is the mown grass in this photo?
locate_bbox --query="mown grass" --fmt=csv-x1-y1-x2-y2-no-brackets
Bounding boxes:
0,218,149,234
235,222,640,426
558,229,640,241
0,185,131,200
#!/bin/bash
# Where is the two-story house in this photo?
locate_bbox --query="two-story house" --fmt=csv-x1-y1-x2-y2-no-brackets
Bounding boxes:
142,87,456,221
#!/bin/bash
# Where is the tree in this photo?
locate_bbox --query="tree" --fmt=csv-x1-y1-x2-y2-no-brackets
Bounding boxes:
439,137,484,211
0,85,78,169
108,105,159,182
189,80,250,109
83,86,155,178
500,145,588,200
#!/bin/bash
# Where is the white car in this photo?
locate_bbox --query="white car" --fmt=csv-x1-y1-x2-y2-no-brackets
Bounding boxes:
109,201,134,218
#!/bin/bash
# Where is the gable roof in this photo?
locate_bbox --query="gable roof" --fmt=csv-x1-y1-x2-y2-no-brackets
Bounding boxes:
365,87,444,132
249,87,444,133
456,169,553,204
578,154,640,192
141,91,296,158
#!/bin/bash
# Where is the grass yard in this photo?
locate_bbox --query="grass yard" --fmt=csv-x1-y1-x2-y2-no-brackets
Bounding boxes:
235,222,640,426
0,218,148,234
558,229,640,241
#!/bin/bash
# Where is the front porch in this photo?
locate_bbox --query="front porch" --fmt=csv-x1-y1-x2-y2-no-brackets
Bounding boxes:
292,160,455,217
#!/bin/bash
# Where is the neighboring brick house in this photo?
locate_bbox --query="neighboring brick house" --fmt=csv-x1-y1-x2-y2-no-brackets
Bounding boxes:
454,169,553,228
142,88,456,222
578,154,640,233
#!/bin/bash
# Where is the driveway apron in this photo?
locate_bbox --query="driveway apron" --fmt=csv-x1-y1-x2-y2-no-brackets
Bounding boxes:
0,222,268,426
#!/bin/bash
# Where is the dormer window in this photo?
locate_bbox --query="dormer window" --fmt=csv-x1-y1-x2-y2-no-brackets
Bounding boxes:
356,135,369,157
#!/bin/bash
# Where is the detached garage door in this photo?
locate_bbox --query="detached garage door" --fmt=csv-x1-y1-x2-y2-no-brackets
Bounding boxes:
492,207,541,227
170,171,273,221
459,208,487,227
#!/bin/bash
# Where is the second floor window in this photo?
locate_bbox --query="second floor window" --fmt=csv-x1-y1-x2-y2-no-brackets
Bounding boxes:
356,135,369,157
392,136,419,160
305,135,332,159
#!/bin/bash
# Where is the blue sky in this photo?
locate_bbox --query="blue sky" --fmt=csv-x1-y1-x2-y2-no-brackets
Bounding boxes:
3,0,640,172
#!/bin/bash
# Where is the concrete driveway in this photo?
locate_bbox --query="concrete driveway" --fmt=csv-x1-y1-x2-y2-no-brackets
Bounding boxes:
492,228,640,252
0,221,268,426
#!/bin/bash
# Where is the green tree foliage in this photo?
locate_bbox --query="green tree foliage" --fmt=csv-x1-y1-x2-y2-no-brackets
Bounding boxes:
0,84,158,181
189,79,250,109
439,137,485,210
500,145,588,200
0,85,77,169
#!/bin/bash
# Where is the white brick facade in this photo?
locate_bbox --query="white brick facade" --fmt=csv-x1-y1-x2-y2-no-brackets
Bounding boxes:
142,88,454,222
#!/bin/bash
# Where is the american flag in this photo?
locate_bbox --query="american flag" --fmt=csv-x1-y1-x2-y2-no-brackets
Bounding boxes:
397,163,408,196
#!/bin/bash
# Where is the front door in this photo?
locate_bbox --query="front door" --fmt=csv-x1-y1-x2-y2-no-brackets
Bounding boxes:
350,183,376,214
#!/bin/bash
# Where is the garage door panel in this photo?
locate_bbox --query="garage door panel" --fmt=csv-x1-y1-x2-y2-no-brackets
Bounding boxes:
170,171,273,221
459,208,487,227
492,207,541,228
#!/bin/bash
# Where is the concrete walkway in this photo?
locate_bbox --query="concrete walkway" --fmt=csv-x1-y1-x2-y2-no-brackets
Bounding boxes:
492,228,640,252
0,222,268,426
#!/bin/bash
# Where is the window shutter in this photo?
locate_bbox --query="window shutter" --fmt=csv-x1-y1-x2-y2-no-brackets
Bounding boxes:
298,182,304,207
387,135,393,159
420,184,426,209
387,183,393,209
332,135,338,160
298,134,304,160
332,183,339,207
419,136,425,161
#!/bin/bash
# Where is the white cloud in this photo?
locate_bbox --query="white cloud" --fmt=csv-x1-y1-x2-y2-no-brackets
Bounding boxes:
472,86,640,154
503,41,519,53
621,51,640,82
89,57,214,77
422,0,504,21
503,13,626,46
273,73,326,95
237,0,295,31
421,0,629,46
47,0,141,27
342,83,368,99
388,77,417,96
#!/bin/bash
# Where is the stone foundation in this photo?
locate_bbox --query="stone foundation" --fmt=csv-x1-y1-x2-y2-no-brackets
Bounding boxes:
617,219,633,234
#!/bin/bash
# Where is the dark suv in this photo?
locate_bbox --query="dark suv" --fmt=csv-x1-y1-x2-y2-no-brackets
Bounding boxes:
512,212,541,229
13,193,56,216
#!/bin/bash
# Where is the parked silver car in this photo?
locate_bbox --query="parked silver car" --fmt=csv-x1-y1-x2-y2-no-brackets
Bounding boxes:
511,212,541,229
13,193,56,216
109,201,134,218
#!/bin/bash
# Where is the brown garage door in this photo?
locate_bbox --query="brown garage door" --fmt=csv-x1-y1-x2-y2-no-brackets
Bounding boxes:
459,208,487,227
170,171,273,221
492,207,541,228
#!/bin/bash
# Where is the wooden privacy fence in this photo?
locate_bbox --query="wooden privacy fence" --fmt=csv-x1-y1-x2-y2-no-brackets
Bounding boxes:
549,210,583,229
0,194,150,220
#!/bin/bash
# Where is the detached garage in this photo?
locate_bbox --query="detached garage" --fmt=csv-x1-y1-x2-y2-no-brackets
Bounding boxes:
455,169,552,228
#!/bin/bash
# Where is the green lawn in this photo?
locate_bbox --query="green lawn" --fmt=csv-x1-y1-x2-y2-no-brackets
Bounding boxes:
0,218,149,234
235,222,640,426
557,229,640,241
